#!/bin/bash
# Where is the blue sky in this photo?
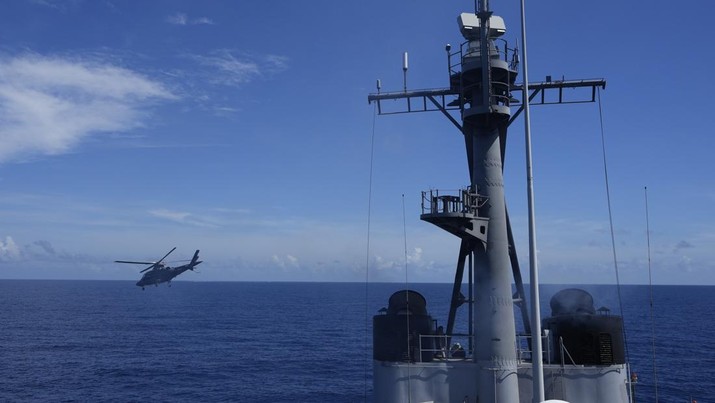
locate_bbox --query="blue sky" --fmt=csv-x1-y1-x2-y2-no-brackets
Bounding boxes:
0,0,713,285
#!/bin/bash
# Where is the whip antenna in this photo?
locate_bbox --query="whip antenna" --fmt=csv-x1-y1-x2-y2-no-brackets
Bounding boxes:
645,186,659,402
402,52,409,92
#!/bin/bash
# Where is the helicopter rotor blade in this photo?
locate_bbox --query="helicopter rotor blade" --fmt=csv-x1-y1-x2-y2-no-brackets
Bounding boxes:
115,260,157,265
139,247,176,273
156,247,177,265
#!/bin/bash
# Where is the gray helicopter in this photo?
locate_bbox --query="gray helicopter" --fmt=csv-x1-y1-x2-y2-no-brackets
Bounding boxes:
115,247,201,290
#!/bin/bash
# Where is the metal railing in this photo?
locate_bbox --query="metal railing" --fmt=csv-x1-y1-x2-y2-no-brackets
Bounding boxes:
515,333,552,364
417,333,473,362
421,188,488,216
448,38,519,78
416,332,560,364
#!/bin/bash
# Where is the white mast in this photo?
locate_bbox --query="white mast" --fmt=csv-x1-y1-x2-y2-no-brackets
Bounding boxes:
518,0,545,401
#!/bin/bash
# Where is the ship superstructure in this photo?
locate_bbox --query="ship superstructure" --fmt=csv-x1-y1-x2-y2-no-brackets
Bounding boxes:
368,1,632,402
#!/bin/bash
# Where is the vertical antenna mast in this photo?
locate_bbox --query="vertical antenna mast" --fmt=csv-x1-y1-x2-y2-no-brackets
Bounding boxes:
478,0,491,112
519,0,545,401
403,52,409,92
645,187,659,402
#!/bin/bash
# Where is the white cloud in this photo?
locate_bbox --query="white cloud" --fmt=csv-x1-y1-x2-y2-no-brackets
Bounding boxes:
166,13,214,26
264,54,289,72
407,246,423,264
0,54,175,163
0,236,21,261
372,247,428,272
189,50,289,87
0,237,64,262
149,209,190,222
27,0,72,10
192,17,215,25
166,12,188,25
272,254,300,270
148,208,218,228
192,51,259,86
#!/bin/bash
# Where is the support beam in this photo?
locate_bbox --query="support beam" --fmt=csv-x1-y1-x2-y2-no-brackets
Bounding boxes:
446,239,472,336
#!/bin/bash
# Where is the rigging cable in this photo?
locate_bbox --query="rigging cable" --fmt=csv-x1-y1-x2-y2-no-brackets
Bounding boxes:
363,102,378,402
401,193,412,403
596,87,631,380
644,186,659,402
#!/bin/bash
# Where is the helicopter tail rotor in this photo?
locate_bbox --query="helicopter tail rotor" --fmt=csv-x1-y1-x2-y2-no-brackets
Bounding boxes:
187,250,202,271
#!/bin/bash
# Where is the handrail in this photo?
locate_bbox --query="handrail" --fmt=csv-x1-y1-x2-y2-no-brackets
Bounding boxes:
421,188,488,216
559,336,578,366
515,333,551,364
452,38,520,74
417,334,472,361
418,333,555,364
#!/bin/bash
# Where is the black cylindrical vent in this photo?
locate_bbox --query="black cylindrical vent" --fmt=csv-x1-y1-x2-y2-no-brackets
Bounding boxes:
373,290,434,362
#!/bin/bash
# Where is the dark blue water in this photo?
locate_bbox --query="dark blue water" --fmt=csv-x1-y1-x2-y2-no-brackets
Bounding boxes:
1,281,711,402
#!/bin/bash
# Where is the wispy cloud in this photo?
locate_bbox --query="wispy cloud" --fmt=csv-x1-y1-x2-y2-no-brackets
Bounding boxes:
0,54,176,163
166,12,215,26
28,0,60,8
264,54,289,72
192,17,214,25
191,51,259,86
674,240,694,252
272,254,300,270
148,208,219,228
189,50,289,87
27,0,81,10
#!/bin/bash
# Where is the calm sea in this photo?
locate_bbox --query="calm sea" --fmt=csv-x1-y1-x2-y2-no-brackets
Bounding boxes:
0,281,712,402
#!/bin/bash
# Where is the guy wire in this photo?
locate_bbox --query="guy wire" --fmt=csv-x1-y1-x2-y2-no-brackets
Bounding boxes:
597,87,630,365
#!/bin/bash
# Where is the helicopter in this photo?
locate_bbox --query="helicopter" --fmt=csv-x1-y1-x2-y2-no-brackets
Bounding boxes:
115,247,201,290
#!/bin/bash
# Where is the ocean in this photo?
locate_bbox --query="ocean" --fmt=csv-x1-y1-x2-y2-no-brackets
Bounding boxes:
1,281,712,402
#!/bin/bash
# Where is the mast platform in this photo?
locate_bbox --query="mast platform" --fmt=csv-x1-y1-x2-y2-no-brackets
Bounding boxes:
420,188,489,242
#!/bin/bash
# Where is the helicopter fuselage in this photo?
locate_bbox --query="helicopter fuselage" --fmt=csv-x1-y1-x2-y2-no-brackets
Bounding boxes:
116,248,202,290
136,266,192,288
